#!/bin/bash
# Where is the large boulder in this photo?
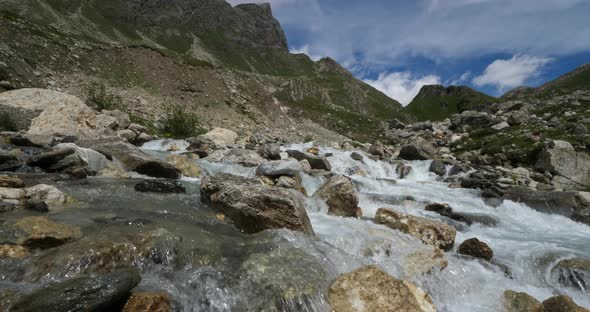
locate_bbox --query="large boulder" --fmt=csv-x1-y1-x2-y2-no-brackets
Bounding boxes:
502,187,590,225
375,208,456,251
458,238,493,261
328,265,437,312
429,160,446,176
543,295,589,312
77,138,180,179
206,148,265,167
54,143,109,173
0,88,64,130
198,127,238,147
314,175,359,217
286,149,332,171
10,269,141,312
369,141,386,158
399,137,437,161
200,174,314,234
24,184,68,208
256,142,281,160
0,216,81,249
536,140,590,191
451,110,496,131
256,159,301,177
503,290,544,312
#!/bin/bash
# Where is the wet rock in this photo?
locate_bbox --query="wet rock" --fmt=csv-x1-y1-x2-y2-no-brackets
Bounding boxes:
350,151,364,161
299,159,312,173
503,290,543,312
27,228,180,280
256,143,281,160
198,127,238,146
543,295,589,312
201,174,314,234
135,180,186,194
186,137,213,157
23,199,49,212
199,173,263,202
206,148,265,167
275,176,300,190
369,141,385,158
553,257,590,291
458,238,493,261
53,143,109,173
77,139,180,179
122,292,172,312
286,149,332,171
0,216,81,249
306,147,320,155
536,140,590,191
0,153,23,171
25,184,67,208
397,164,413,179
165,154,201,178
0,187,25,201
429,160,446,176
0,175,24,188
256,159,301,177
404,247,448,278
314,175,359,217
11,269,141,312
0,244,30,259
375,208,456,251
0,200,17,212
424,203,497,227
328,265,437,312
26,148,75,169
399,137,436,160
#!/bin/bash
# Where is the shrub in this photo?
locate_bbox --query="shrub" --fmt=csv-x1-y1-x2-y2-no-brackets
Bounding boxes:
159,103,206,138
85,82,125,111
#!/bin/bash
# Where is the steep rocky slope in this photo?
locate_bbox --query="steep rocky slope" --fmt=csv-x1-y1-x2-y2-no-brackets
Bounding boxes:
0,0,402,142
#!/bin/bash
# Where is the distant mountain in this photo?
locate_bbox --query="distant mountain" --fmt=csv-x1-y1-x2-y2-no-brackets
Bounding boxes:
0,0,402,141
402,85,498,121
502,63,590,99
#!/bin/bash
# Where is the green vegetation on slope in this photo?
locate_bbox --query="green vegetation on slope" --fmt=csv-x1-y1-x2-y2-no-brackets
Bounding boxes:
403,85,498,121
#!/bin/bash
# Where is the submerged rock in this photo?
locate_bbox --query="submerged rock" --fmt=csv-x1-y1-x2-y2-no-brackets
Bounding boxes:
397,164,413,179
425,203,497,227
503,290,544,312
201,174,314,234
328,265,437,312
0,216,81,249
135,180,186,194
314,175,359,218
375,208,456,251
122,292,172,312
11,269,141,312
542,295,589,312
458,238,493,261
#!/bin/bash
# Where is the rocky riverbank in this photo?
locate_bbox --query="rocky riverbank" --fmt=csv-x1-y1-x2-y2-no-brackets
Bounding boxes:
1,88,590,311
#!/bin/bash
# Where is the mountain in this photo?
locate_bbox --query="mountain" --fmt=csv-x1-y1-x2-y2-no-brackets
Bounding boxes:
0,0,402,142
401,85,498,121
502,63,590,99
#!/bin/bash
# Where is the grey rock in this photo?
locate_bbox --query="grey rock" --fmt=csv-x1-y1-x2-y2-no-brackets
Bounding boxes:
350,152,364,161
429,160,446,176
256,159,301,177
286,149,332,171
399,138,436,160
11,269,141,312
207,148,265,167
256,143,281,160
536,140,590,191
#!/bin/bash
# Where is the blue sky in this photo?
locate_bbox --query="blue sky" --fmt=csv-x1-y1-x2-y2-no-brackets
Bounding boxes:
230,0,590,105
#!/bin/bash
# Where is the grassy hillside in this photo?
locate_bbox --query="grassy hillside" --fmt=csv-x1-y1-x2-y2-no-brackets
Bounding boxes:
402,85,498,121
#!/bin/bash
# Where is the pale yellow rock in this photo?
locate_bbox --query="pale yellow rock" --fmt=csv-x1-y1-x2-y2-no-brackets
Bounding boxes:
165,154,201,178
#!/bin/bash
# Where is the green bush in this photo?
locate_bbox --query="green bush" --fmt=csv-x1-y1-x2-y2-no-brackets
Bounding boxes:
0,113,17,131
85,82,125,111
159,103,206,138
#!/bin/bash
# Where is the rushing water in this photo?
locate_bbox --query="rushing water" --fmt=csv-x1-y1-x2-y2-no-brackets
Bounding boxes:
1,140,589,311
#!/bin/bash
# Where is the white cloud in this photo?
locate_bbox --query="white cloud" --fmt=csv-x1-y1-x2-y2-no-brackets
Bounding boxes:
473,55,552,90
450,71,471,85
290,44,322,61
364,72,441,106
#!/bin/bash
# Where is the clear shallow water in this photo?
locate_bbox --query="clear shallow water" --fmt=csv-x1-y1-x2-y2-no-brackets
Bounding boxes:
1,141,588,311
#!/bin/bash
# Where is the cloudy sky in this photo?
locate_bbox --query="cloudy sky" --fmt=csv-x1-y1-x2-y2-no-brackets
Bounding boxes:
229,0,590,105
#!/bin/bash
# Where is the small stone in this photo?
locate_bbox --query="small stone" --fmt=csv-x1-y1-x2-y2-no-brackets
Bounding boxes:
306,147,319,155
350,152,364,161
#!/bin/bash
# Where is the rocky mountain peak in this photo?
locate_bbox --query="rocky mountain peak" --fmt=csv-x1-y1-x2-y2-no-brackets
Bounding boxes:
415,85,474,99
317,57,353,77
